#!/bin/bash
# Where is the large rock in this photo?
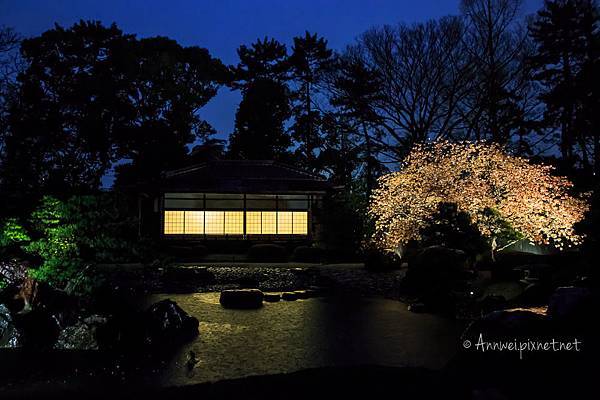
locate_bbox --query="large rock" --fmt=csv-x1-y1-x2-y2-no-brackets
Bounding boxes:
407,246,469,287
92,300,198,350
12,309,60,350
476,295,508,315
263,292,281,302
0,304,10,337
220,289,264,309
364,248,402,271
462,309,548,345
401,246,470,311
0,259,29,289
0,304,21,348
54,314,108,350
55,322,97,350
143,299,199,346
487,251,550,281
547,286,594,323
282,292,298,301
512,282,554,306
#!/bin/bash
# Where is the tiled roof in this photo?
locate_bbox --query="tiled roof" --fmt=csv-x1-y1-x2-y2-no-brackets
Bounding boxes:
160,160,332,194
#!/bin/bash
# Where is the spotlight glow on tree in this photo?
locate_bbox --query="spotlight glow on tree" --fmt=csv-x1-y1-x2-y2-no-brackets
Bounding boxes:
368,141,588,253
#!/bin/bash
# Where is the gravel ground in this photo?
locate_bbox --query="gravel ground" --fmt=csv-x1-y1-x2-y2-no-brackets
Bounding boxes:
145,263,406,299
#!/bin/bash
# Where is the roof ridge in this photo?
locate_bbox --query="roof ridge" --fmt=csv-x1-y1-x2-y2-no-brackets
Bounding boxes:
269,161,326,180
163,159,326,181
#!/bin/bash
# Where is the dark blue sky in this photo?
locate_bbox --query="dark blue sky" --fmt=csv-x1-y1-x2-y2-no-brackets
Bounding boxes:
0,0,542,140
1,0,542,186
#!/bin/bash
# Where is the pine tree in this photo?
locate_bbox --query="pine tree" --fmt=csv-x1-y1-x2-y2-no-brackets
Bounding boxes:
529,0,600,171
227,38,293,161
289,32,333,171
329,54,385,194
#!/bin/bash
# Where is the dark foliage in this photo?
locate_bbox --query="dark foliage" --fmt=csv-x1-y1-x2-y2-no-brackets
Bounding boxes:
319,187,369,262
246,244,288,262
288,32,334,171
228,38,293,161
529,0,600,172
0,193,152,293
363,247,402,271
290,245,325,263
0,21,229,214
228,78,292,160
419,203,489,259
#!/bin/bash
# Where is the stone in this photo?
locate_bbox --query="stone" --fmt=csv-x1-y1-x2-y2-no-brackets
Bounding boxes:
165,265,213,282
477,295,508,314
83,315,108,325
408,302,427,313
403,246,469,296
263,293,281,302
282,292,298,301
55,322,99,350
12,309,60,350
513,283,553,306
294,290,309,299
462,309,548,344
220,289,264,309
0,304,21,348
547,286,594,322
0,304,11,336
364,247,402,271
308,286,328,296
144,299,199,346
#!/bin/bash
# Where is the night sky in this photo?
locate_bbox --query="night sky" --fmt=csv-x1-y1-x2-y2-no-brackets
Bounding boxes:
0,0,542,185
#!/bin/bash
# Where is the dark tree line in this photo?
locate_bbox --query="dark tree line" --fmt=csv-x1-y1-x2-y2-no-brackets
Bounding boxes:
226,0,599,193
0,21,229,214
0,0,599,219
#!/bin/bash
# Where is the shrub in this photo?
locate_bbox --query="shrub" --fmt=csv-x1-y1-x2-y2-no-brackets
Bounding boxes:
247,244,288,262
0,218,31,259
165,244,207,261
22,194,139,293
291,246,325,263
0,218,31,248
364,247,402,271
419,202,489,261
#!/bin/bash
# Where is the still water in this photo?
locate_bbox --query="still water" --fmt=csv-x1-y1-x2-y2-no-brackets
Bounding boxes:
146,292,464,386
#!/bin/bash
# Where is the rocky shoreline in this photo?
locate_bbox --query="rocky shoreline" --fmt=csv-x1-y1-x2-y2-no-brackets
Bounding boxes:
2,259,599,399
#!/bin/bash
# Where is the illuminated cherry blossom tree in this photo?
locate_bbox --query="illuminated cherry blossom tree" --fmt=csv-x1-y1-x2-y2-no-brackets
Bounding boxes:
368,141,589,255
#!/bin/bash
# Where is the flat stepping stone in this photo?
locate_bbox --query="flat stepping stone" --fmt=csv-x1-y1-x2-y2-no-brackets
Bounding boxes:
408,302,427,313
220,289,264,309
281,292,298,301
307,286,329,296
263,293,281,302
294,290,309,299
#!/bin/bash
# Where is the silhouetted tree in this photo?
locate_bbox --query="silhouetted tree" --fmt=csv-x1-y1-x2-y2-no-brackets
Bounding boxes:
317,112,361,187
357,17,471,160
2,21,133,205
228,38,293,160
460,0,537,147
0,21,228,206
228,78,292,160
188,138,226,164
0,25,20,161
289,32,333,171
328,52,386,194
529,0,600,172
114,36,229,187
